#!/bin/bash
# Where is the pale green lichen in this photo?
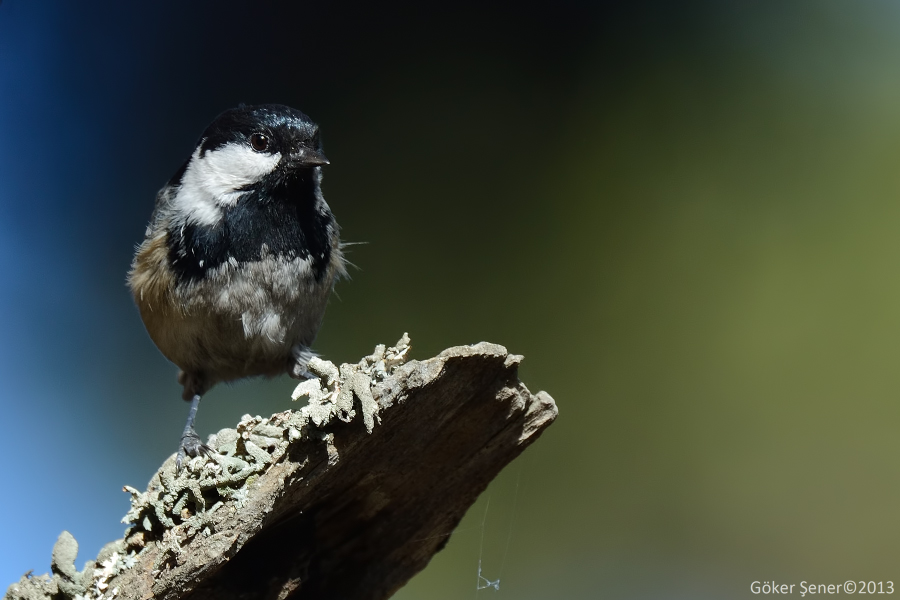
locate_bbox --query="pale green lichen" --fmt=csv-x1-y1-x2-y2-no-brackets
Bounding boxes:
5,335,412,600
291,332,410,432
119,334,410,552
6,533,140,600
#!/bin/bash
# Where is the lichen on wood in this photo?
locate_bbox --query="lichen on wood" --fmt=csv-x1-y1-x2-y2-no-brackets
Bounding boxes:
5,336,557,600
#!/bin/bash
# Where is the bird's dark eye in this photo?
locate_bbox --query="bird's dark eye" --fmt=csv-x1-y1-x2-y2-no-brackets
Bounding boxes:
250,133,269,152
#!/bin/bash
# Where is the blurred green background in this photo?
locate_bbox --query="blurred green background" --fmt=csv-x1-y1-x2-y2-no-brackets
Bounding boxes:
2,1,900,598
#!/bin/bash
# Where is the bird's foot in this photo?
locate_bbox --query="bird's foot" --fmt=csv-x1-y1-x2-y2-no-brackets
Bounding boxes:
175,428,212,473
289,346,318,380
291,366,316,380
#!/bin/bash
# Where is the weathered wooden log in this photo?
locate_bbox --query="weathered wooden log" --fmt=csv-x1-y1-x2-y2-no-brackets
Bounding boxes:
5,337,557,600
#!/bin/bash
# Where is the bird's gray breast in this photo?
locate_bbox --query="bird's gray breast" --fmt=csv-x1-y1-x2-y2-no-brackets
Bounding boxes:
178,252,331,363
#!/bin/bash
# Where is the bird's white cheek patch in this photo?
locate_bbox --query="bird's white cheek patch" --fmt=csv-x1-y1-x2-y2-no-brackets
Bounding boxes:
200,144,282,195
175,144,282,227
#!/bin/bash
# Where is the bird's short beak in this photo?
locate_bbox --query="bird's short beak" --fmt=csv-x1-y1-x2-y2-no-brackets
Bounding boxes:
290,147,330,167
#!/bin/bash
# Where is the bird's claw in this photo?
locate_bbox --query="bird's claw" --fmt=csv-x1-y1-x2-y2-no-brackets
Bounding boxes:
175,429,212,473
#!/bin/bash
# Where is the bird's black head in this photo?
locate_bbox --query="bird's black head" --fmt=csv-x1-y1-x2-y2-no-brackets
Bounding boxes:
165,104,338,283
166,104,331,226
197,104,328,169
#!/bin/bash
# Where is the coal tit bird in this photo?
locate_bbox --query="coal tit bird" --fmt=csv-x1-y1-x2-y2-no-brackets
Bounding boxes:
128,104,346,469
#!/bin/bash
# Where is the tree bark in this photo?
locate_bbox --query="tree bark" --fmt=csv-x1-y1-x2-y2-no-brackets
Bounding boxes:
5,338,557,600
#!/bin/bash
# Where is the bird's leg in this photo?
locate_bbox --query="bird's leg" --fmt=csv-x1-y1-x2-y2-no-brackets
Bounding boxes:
175,393,212,472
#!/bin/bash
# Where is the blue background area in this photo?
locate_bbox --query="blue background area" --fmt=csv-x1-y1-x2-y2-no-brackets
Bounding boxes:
4,2,900,598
